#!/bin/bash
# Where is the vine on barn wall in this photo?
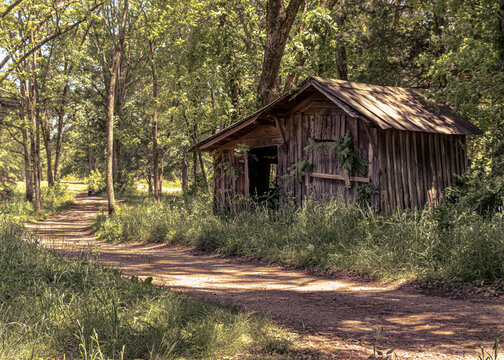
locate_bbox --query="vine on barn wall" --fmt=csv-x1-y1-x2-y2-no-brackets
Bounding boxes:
304,131,377,204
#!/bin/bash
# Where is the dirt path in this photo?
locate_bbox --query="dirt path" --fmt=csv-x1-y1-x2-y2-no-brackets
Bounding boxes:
28,194,504,359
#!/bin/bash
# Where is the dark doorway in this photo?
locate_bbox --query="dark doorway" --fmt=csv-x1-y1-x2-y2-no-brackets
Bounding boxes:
248,146,278,200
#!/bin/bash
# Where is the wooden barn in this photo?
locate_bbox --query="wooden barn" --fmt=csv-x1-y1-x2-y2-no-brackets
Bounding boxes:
190,77,482,213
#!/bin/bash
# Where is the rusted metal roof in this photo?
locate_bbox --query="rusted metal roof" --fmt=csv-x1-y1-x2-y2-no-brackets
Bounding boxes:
190,77,482,151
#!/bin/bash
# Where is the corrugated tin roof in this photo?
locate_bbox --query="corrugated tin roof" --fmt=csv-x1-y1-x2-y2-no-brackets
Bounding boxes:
191,77,482,151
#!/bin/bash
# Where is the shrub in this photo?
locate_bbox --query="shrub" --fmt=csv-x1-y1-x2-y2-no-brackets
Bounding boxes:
42,181,75,213
87,169,106,195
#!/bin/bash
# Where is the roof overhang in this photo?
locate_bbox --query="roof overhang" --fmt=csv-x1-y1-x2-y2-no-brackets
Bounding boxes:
190,77,482,152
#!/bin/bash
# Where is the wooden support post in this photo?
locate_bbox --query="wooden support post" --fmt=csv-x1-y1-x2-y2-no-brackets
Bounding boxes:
273,116,287,147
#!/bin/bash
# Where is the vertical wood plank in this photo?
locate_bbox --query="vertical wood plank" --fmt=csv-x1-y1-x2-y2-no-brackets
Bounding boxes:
462,136,468,172
412,132,423,208
434,134,444,200
392,131,403,209
399,132,410,208
455,136,464,175
440,135,450,187
448,136,456,180
421,132,430,203
386,131,397,210
405,132,416,209
427,133,437,203
244,150,249,197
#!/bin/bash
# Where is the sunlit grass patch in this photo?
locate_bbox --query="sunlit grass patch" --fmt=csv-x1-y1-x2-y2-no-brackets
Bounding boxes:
0,214,293,359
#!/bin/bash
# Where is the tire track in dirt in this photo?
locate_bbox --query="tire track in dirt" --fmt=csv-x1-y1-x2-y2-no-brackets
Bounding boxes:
28,194,504,359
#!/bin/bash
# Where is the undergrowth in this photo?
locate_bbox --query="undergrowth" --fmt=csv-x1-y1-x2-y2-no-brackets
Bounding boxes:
0,182,75,221
93,194,504,290
0,214,292,359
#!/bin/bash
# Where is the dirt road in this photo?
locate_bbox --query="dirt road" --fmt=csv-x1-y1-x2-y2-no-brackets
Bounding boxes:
28,194,504,359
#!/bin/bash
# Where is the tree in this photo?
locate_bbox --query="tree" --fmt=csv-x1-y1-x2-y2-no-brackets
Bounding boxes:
105,0,129,214
258,0,305,105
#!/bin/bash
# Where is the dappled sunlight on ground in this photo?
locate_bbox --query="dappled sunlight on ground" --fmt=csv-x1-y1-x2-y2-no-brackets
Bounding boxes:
28,194,504,360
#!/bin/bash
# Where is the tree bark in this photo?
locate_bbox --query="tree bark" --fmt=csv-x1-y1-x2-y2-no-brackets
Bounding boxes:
149,38,160,204
29,78,41,213
54,83,69,181
22,127,33,202
193,151,198,180
160,151,164,192
500,0,504,63
88,151,95,172
334,11,348,80
40,107,54,186
19,80,33,202
198,151,209,193
106,0,129,214
258,0,305,106
181,150,188,192
147,168,153,195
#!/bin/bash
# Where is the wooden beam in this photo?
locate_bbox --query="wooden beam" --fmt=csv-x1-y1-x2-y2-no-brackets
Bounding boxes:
283,93,325,116
310,82,360,119
272,116,287,146
198,115,258,151
310,172,370,183
363,123,377,151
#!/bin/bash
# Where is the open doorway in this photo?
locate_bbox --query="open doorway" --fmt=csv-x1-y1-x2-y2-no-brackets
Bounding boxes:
248,146,278,201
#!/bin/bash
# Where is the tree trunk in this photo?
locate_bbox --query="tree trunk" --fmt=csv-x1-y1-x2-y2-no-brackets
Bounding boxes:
147,168,153,195
19,80,33,202
54,84,68,181
106,0,129,214
258,0,305,105
40,107,54,186
182,150,188,192
334,12,348,80
160,152,164,192
198,151,209,193
29,79,41,213
22,125,33,202
500,0,504,63
149,39,160,204
88,151,95,172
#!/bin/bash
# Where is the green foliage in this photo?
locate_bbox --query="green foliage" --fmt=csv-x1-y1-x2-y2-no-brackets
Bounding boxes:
329,131,369,176
282,159,314,189
355,183,379,206
94,194,504,290
0,214,291,359
87,170,106,195
0,184,75,221
42,182,75,213
474,336,502,360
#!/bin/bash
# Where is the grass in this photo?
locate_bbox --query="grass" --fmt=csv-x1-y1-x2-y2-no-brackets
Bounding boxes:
0,181,75,222
93,193,504,290
0,214,294,359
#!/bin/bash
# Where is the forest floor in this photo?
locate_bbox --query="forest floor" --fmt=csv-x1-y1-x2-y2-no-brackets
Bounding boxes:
27,192,504,360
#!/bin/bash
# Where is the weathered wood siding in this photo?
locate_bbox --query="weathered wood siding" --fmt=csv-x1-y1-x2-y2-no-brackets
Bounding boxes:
213,149,247,209
212,98,468,214
278,101,379,207
377,129,467,214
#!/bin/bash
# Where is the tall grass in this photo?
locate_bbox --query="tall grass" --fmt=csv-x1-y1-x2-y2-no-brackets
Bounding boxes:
94,194,504,289
0,214,291,359
0,182,75,221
